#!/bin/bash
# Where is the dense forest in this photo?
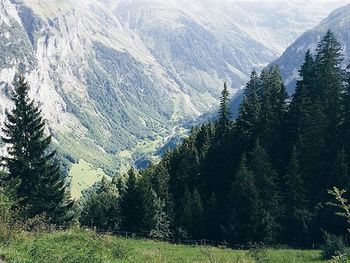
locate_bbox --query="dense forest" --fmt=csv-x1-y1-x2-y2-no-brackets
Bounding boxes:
1,31,350,249
79,31,350,247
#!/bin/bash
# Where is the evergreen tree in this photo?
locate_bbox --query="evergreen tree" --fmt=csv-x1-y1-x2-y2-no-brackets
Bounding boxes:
120,168,155,233
259,67,288,172
236,75,261,151
230,154,259,244
333,149,349,191
249,142,281,243
282,146,311,245
180,188,204,238
287,50,315,148
203,192,221,240
314,30,344,188
150,197,171,239
80,177,120,232
1,76,73,224
341,63,350,156
217,82,231,135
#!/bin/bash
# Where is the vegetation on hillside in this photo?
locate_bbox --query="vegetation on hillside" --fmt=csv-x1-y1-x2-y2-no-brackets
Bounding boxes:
1,31,350,262
0,229,325,263
79,31,350,248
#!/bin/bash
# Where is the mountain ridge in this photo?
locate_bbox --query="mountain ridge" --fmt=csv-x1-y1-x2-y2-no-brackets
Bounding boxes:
0,0,348,177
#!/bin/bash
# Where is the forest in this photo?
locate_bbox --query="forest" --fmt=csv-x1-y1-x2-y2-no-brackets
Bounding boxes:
1,31,350,254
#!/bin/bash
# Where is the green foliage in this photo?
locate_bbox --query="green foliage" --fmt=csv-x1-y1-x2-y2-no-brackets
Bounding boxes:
180,188,203,238
230,154,259,243
217,82,231,134
327,187,350,231
248,243,269,263
0,229,326,263
120,169,156,233
0,229,130,263
149,197,171,239
79,177,120,232
321,232,346,260
1,76,73,225
0,187,16,242
138,31,350,247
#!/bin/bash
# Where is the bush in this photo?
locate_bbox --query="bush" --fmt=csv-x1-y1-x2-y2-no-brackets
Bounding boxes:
0,188,16,242
321,232,347,259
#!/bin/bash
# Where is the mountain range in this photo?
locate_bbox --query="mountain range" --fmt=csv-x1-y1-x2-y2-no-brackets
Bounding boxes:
229,1,350,118
0,0,349,183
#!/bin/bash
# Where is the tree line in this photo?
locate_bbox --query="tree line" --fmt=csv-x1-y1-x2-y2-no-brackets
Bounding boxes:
1,31,349,248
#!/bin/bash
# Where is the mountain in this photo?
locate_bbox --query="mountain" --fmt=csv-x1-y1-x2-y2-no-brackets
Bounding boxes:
274,3,350,93
228,1,350,117
0,0,348,178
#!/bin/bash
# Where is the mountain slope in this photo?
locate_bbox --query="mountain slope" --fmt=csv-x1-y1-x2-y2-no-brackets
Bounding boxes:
0,0,348,177
228,2,350,118
273,3,350,93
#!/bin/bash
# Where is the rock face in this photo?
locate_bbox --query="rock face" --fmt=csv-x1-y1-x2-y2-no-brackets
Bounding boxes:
0,0,347,172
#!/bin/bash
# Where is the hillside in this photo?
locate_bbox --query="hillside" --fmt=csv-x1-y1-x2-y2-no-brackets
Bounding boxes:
0,0,347,176
228,2,350,117
0,229,324,263
274,3,350,92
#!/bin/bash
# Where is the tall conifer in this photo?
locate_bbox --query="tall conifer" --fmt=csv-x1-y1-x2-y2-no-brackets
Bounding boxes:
1,76,73,224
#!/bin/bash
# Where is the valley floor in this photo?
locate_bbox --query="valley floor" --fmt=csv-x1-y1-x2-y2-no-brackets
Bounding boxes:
0,229,325,263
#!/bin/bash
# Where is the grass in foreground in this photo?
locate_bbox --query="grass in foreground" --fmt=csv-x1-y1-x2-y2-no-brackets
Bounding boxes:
0,229,324,263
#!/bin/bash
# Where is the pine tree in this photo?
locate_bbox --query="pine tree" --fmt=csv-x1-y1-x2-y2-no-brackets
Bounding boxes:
249,142,281,243
217,82,231,135
259,67,288,172
230,154,259,243
314,30,344,181
203,192,221,240
282,146,311,245
180,188,204,238
1,76,73,224
287,50,315,146
80,177,120,231
150,197,171,239
120,168,155,233
236,72,261,151
341,63,350,156
333,149,349,191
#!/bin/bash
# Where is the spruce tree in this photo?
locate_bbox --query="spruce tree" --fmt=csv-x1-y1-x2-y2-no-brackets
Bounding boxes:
80,177,120,232
203,192,221,240
282,146,311,245
1,76,73,224
150,197,171,239
180,188,203,238
341,63,350,156
236,72,261,151
230,154,259,243
314,30,344,185
287,50,315,146
259,67,288,172
120,168,155,233
333,149,349,191
217,82,231,135
249,142,281,243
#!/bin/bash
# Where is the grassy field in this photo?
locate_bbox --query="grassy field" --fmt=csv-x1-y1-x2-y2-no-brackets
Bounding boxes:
69,159,110,199
0,229,325,263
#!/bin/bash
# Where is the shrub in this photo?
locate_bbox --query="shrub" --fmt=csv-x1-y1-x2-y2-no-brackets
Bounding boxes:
321,232,346,259
0,188,16,242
